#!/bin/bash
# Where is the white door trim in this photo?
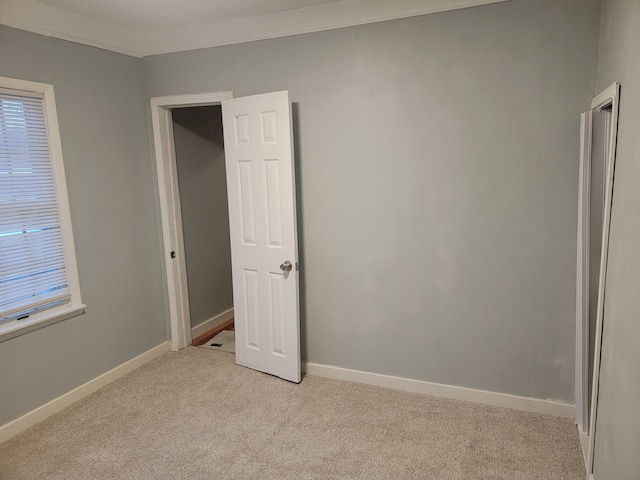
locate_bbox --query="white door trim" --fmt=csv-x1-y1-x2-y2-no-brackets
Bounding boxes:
575,109,592,436
576,110,592,435
150,91,234,351
584,81,620,476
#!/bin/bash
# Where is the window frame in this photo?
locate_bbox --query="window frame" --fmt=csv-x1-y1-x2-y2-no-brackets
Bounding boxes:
0,76,84,342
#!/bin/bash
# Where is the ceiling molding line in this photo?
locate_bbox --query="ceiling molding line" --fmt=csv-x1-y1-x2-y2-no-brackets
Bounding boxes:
1,0,510,58
1,18,144,58
0,0,143,58
139,0,511,57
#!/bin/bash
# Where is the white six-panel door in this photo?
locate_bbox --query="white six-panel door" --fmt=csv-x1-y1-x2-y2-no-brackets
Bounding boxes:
221,91,300,383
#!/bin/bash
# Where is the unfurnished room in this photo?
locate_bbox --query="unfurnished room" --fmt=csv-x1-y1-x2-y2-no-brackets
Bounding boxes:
0,0,638,479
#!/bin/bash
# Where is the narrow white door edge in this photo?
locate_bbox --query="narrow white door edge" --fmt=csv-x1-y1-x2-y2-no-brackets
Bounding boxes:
150,91,234,352
0,342,170,443
575,111,592,434
304,363,574,418
191,307,234,339
585,81,620,476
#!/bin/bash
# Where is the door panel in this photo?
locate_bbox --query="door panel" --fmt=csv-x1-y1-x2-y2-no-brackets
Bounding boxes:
222,91,300,383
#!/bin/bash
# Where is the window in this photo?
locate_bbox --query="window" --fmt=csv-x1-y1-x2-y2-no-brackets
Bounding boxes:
0,76,84,342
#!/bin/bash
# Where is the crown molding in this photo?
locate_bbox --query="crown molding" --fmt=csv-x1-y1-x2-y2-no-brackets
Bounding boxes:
1,0,509,58
0,0,142,57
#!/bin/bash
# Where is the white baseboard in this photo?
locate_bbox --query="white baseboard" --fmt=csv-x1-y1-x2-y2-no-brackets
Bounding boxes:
0,342,170,443
303,363,575,418
191,307,234,339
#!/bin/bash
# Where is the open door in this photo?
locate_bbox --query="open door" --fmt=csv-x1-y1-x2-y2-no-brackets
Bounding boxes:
576,110,610,435
221,91,300,383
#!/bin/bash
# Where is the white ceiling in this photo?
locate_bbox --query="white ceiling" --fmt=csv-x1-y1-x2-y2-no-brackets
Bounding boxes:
0,0,509,57
37,0,341,32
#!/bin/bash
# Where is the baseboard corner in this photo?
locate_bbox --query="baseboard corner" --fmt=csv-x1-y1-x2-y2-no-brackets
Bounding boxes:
191,307,234,339
0,341,170,444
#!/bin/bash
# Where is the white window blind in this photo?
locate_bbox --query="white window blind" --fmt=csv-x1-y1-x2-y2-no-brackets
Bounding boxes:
0,89,71,322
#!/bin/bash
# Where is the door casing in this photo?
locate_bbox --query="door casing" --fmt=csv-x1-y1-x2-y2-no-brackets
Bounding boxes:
150,91,234,351
575,81,620,477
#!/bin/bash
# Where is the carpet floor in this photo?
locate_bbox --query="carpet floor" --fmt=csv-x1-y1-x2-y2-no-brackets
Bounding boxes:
0,347,585,479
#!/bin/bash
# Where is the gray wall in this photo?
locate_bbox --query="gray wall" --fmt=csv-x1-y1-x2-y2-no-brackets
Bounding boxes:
172,106,233,329
0,0,608,428
592,0,640,478
144,0,602,402
0,26,167,425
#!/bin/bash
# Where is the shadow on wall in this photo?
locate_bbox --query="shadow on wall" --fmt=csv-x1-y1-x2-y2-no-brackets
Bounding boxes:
292,102,308,362
172,105,225,147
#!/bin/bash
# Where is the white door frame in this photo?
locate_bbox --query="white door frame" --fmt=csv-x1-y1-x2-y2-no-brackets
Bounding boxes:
576,109,593,438
150,91,234,351
576,81,620,477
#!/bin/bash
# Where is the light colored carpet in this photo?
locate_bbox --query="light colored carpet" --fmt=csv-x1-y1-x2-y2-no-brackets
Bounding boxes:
0,347,585,479
198,330,235,353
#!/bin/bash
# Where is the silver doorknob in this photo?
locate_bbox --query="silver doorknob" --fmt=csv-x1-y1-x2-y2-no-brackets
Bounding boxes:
280,261,292,272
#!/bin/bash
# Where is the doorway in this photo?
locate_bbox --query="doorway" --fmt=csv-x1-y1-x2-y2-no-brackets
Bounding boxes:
151,90,302,383
575,82,620,475
171,105,234,346
150,91,234,351
576,107,610,439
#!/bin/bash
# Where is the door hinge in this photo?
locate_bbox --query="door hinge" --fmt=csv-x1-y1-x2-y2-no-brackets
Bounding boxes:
170,251,176,259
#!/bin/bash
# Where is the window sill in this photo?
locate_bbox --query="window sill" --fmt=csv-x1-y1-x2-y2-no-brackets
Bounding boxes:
0,304,86,343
